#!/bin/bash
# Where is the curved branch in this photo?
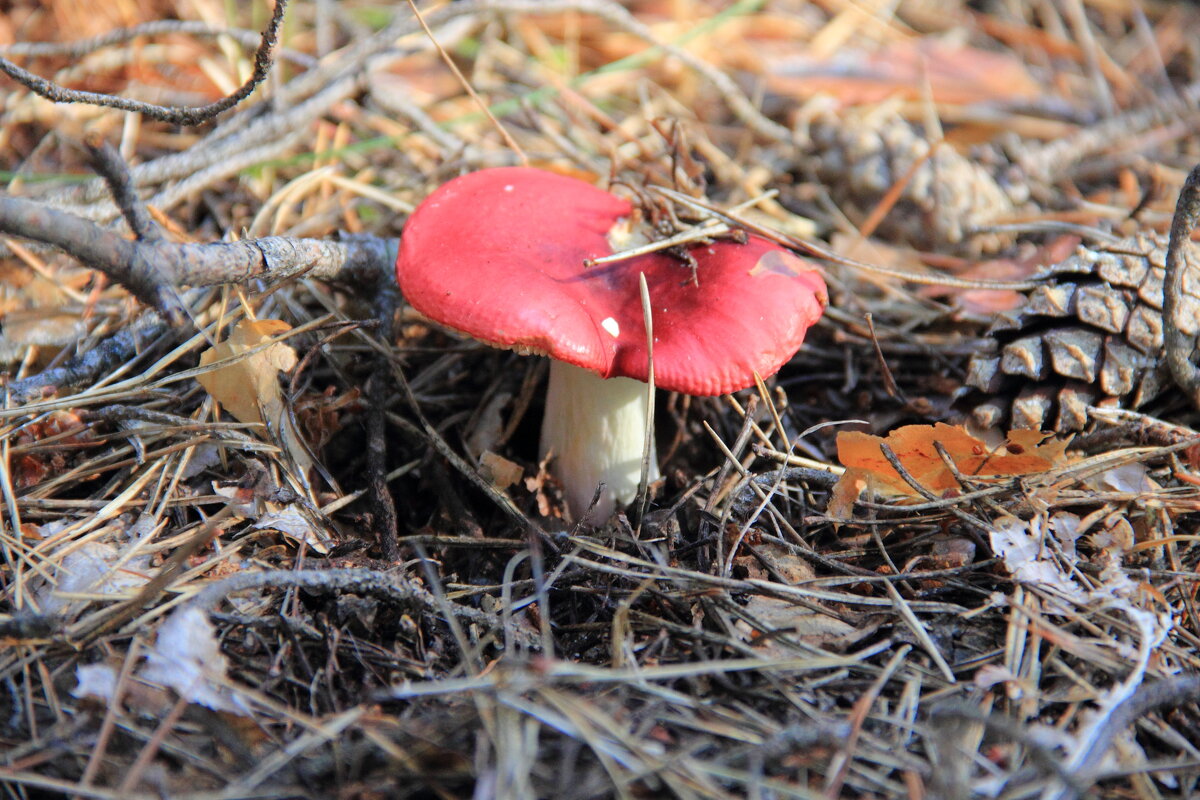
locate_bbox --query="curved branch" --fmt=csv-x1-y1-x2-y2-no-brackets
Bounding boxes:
0,0,287,126
1163,163,1200,406
0,18,314,68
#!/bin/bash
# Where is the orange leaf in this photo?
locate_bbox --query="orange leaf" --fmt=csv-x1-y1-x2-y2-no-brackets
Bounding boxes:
832,424,1068,512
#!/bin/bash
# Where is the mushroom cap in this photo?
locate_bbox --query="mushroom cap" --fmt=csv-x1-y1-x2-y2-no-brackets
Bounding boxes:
397,167,827,396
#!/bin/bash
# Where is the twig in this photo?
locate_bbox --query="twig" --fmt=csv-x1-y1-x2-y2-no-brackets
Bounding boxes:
0,18,314,67
1163,162,1200,407
651,185,1043,290
406,0,528,166
4,313,168,404
187,567,524,640
367,276,402,562
81,134,163,243
0,194,395,304
1069,673,1200,783
733,467,840,511
27,0,774,220
930,703,1089,800
583,219,731,268
0,0,287,126
878,443,994,534
0,612,60,639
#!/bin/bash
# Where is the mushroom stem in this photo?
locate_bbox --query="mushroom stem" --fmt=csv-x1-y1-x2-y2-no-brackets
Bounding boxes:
540,360,658,521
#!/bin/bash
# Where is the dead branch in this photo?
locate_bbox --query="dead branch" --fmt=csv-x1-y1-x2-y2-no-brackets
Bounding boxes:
1163,162,1200,406
28,0,783,219
0,185,393,403
1071,673,1200,784
367,297,402,562
4,313,167,403
82,134,163,243
187,567,530,643
0,0,287,126
0,18,314,68
0,194,394,306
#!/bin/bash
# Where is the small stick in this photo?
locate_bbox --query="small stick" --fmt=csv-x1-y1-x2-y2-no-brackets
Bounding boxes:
583,219,730,268
82,133,163,242
0,0,287,126
864,313,905,402
0,194,395,312
583,191,767,268
1163,162,1200,407
367,281,401,562
405,0,528,167
82,134,194,328
878,443,993,534
5,314,167,403
651,185,1044,291
0,18,314,67
1069,673,1200,780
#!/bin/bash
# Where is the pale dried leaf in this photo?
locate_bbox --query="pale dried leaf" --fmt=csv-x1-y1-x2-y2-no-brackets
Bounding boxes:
141,605,248,713
253,505,332,554
196,319,297,426
35,541,151,614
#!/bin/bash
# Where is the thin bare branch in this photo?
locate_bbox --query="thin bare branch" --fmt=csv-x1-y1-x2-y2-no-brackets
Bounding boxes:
1164,162,1200,406
0,0,288,125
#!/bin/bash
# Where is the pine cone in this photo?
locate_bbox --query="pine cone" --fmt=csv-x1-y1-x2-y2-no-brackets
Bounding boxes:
798,110,1026,254
965,233,1200,431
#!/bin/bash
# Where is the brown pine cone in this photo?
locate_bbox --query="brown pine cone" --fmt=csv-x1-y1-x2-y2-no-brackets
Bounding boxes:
797,110,1026,254
965,232,1200,431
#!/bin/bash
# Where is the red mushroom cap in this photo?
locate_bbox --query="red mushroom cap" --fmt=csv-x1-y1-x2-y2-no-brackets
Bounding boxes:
397,167,827,396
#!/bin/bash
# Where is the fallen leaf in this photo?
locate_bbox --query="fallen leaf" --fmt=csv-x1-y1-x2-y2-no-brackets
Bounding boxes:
253,505,333,555
197,319,315,477
196,319,297,426
990,515,1086,608
141,606,248,713
831,423,1069,512
479,450,523,490
75,606,250,715
34,540,151,614
763,40,1041,107
736,596,856,652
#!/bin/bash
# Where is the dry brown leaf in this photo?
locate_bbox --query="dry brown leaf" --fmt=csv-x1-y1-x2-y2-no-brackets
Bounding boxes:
763,40,1041,107
830,423,1069,517
736,596,856,652
196,319,296,426
919,235,1080,316
479,450,524,491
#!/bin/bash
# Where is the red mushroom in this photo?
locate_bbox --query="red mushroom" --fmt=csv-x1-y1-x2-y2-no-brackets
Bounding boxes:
397,167,827,520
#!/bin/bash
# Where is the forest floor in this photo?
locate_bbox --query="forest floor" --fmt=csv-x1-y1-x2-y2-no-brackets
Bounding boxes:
2,1,1200,798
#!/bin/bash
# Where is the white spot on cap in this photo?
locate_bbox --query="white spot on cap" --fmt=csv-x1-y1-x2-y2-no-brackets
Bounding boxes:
601,317,620,337
504,185,514,192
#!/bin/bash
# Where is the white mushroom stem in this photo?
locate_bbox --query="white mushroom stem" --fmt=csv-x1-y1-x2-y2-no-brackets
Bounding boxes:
540,360,658,521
